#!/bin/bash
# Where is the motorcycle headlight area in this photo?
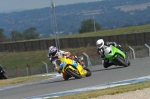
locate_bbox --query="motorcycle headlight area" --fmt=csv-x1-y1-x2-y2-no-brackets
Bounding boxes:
104,47,112,54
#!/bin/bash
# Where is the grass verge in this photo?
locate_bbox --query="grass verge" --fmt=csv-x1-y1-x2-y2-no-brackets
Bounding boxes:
49,80,150,99
59,24,150,38
0,75,51,88
0,46,96,69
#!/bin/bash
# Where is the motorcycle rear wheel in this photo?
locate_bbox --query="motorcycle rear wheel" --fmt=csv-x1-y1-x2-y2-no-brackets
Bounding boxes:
0,73,8,79
66,68,82,79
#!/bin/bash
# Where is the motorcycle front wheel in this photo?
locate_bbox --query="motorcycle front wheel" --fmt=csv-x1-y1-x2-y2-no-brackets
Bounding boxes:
66,68,82,79
114,55,128,67
84,67,92,77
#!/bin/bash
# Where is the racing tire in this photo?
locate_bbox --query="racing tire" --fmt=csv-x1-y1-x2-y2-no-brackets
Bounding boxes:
84,67,92,77
114,55,128,67
126,57,130,66
127,61,130,66
66,68,82,79
103,64,109,68
103,63,112,68
0,73,8,79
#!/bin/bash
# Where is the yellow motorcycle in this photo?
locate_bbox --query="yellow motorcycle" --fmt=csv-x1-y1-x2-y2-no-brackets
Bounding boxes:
55,56,92,80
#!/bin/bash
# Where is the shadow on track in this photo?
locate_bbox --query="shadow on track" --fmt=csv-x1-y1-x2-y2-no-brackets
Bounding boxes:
92,66,125,72
34,77,77,85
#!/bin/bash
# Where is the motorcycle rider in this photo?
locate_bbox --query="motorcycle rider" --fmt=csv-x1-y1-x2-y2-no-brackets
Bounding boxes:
96,39,121,68
48,46,83,80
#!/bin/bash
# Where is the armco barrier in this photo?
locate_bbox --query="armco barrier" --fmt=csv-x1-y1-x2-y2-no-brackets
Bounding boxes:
0,32,150,52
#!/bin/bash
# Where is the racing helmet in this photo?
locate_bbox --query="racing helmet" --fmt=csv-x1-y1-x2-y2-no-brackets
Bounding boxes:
49,46,57,54
96,39,104,49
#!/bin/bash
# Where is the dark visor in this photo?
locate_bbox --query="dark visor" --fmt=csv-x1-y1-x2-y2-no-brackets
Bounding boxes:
97,43,103,47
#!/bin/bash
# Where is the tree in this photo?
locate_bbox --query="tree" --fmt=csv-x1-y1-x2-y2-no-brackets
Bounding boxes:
0,28,6,42
23,27,40,40
10,30,23,41
78,19,102,33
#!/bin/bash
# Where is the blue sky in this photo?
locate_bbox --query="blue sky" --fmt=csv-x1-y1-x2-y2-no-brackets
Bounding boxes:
0,0,100,13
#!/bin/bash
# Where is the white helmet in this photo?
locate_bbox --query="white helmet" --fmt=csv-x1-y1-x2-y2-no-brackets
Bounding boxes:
96,39,104,49
49,46,57,54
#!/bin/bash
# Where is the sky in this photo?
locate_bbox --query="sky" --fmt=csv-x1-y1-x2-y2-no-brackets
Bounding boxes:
0,0,100,13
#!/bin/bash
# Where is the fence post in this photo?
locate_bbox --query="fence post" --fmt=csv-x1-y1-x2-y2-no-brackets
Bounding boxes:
26,66,29,76
42,61,49,73
3,66,7,74
145,44,150,57
129,46,136,60
26,64,31,76
83,52,92,67
16,66,19,77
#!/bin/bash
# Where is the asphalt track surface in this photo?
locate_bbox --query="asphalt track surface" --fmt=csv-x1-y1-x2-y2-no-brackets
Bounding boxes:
0,57,150,99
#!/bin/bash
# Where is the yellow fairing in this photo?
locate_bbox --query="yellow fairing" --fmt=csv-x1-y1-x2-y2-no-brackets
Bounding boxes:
76,65,87,77
60,57,87,77
62,65,76,73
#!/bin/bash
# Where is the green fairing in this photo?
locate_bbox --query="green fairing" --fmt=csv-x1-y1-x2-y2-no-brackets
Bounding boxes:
105,45,126,61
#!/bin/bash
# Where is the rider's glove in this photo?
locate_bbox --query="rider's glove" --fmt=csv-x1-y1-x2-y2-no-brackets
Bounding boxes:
74,55,78,59
118,44,121,48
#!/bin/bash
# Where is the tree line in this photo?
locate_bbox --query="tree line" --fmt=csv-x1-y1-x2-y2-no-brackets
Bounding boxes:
0,19,102,42
0,27,40,42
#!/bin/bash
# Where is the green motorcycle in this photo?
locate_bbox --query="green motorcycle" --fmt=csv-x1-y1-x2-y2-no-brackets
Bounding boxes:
103,45,130,67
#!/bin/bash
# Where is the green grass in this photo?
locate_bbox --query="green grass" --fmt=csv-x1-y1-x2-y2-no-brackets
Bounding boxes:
0,75,51,88
59,24,150,38
0,50,48,69
0,47,96,69
49,81,150,99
